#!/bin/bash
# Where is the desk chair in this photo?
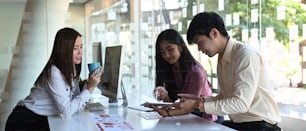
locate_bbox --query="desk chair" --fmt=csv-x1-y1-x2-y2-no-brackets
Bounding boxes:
278,115,306,131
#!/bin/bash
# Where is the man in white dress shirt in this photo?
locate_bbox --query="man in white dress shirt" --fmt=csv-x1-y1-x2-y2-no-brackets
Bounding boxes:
150,12,282,131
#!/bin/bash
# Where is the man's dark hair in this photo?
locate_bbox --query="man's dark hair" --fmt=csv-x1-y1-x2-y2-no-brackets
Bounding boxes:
187,12,229,44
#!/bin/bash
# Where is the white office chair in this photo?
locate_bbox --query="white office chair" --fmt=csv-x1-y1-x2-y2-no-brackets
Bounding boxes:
278,115,306,131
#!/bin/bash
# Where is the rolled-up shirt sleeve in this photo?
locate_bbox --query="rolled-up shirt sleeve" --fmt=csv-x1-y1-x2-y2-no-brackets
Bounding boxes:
203,38,281,123
204,48,261,116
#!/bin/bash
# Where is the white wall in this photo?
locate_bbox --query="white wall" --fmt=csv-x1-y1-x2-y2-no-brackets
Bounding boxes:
67,4,87,78
0,0,26,93
0,0,70,130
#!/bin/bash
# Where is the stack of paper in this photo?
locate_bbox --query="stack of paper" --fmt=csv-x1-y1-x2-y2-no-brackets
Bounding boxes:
89,114,133,131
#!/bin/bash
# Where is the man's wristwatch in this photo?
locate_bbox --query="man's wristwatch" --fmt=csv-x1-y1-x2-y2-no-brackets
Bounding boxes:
193,100,203,116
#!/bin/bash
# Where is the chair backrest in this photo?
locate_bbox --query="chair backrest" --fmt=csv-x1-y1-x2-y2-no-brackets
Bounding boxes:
278,115,306,131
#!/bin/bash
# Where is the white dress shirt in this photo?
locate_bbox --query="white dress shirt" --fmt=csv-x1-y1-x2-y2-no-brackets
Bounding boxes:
204,38,281,124
18,65,91,118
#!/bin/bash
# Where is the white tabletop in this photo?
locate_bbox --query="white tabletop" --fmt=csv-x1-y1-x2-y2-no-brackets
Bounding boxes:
48,91,235,131
48,106,235,131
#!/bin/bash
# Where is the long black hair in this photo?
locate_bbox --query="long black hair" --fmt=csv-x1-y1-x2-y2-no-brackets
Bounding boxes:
155,29,198,100
35,27,82,88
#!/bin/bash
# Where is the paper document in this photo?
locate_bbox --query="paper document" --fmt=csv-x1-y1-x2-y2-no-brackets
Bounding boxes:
89,114,133,131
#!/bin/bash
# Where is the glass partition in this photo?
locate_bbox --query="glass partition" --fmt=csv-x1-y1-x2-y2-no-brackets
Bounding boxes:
83,0,306,97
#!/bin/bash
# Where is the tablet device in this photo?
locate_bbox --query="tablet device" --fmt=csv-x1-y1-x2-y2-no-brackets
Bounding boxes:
141,102,174,107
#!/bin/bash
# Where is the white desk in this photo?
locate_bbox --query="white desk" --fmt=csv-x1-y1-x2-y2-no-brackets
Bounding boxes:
48,92,235,131
48,107,235,131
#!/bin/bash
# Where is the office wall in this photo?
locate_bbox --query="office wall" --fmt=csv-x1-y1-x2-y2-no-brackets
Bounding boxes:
0,0,70,129
67,4,87,78
0,1,26,93
4,0,70,102
67,4,85,37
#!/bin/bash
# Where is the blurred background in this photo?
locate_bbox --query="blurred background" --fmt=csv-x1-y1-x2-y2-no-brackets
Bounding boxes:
0,0,306,130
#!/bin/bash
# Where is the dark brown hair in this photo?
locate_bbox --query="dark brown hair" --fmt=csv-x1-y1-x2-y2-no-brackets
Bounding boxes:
35,27,82,88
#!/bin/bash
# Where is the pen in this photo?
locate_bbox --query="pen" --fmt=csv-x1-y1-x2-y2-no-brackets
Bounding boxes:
155,91,158,100
155,91,157,99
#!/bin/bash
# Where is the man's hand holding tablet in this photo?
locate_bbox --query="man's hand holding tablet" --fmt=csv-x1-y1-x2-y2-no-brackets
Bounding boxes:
141,102,174,108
